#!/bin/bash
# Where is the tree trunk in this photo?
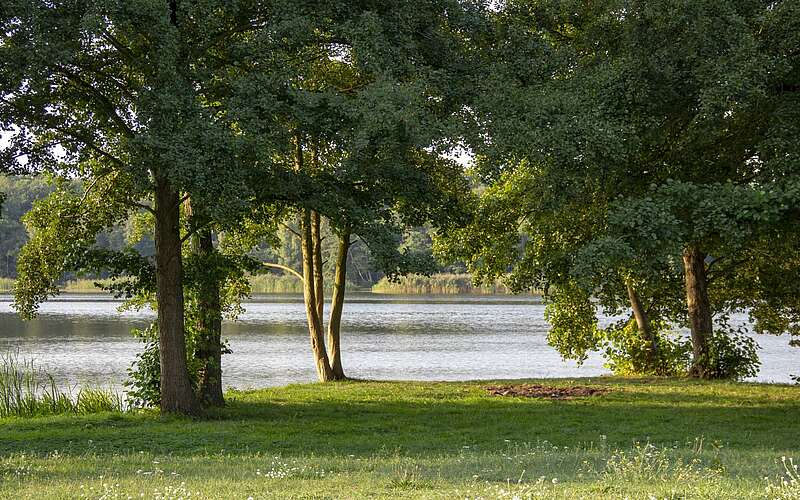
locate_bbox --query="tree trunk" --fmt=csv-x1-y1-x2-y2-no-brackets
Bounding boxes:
154,176,199,415
301,209,334,381
311,210,324,323
193,228,224,407
625,281,659,369
683,245,713,378
327,231,350,380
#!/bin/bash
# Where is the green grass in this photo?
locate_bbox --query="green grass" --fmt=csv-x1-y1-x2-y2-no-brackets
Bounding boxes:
1,378,799,498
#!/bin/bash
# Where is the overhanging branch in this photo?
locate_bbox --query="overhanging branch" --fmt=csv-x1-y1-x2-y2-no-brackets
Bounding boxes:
261,262,304,282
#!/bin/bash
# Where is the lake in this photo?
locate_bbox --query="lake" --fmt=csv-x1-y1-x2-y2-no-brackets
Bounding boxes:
0,294,797,392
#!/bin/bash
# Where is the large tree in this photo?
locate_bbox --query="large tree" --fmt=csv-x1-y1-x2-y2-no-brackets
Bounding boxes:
0,0,270,413
442,0,800,378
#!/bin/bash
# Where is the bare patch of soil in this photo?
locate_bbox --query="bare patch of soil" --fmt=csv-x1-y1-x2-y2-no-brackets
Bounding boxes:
484,384,610,400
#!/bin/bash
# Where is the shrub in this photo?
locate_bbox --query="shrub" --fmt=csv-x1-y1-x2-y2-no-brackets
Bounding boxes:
124,322,208,408
703,329,760,380
123,324,163,408
603,321,692,377
125,318,229,408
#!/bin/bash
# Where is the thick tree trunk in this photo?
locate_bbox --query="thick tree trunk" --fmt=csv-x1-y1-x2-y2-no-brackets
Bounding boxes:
625,281,659,367
193,228,224,407
327,232,350,380
301,209,334,381
683,245,713,378
154,177,199,415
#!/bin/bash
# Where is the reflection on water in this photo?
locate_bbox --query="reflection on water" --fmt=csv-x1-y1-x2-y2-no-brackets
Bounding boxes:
0,294,797,391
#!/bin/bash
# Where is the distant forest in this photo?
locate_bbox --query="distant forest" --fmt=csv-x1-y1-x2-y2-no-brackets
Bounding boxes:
0,175,462,287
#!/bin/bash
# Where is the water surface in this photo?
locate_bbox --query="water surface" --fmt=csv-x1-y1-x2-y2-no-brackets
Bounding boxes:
0,294,796,392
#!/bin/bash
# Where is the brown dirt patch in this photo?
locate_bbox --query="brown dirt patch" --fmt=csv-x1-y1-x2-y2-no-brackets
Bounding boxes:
484,384,610,400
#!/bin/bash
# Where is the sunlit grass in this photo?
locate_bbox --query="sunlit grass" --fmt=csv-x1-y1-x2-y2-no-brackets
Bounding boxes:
372,273,541,295
248,273,364,294
1,378,798,498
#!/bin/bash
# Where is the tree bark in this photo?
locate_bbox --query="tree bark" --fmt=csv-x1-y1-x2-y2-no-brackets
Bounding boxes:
154,176,199,415
311,210,324,323
683,245,713,378
625,281,659,368
327,231,350,380
301,209,334,381
193,227,225,407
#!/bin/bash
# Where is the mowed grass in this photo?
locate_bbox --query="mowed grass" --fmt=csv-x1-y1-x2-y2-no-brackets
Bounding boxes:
1,378,799,499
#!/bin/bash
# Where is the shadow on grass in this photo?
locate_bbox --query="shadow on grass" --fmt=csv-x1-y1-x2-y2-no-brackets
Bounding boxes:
1,378,798,458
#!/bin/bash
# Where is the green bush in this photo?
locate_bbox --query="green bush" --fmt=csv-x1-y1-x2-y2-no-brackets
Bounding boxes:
124,322,209,408
603,322,692,377
703,329,760,380
123,324,163,408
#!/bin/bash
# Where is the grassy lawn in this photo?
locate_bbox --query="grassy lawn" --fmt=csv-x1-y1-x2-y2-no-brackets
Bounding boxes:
1,377,798,499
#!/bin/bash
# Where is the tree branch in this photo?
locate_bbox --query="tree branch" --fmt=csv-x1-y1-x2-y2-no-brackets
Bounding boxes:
128,201,155,214
281,222,301,239
181,220,214,244
261,262,304,282
57,67,135,139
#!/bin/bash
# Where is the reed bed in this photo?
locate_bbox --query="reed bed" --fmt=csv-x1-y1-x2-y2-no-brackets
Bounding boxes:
0,351,122,418
372,273,531,295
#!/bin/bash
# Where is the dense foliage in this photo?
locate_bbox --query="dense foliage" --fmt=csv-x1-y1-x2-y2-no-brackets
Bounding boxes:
439,0,800,379
1,0,798,415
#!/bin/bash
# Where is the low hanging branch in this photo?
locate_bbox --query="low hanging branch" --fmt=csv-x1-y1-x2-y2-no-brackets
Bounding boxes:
261,262,304,282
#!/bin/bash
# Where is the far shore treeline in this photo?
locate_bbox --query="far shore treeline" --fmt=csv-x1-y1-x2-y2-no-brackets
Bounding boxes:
0,0,797,415
0,175,505,295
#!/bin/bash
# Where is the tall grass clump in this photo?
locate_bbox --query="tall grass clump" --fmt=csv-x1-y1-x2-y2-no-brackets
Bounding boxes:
248,274,362,295
0,278,118,294
767,456,800,499
0,351,122,418
62,278,117,293
373,273,535,295
248,274,305,294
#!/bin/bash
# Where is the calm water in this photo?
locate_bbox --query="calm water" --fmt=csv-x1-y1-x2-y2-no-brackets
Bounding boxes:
0,294,797,391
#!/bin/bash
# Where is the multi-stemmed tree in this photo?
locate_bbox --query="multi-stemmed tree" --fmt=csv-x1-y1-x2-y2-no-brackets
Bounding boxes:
236,0,479,381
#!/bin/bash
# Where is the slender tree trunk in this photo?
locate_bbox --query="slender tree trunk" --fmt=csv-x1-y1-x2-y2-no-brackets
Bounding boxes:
625,281,659,369
302,209,334,381
327,231,350,380
154,176,198,415
683,245,713,378
193,228,224,407
183,199,224,407
311,210,324,323
309,140,325,323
